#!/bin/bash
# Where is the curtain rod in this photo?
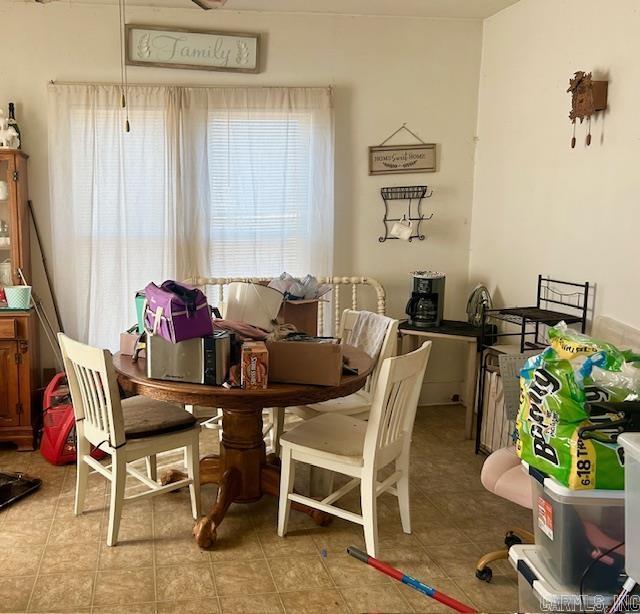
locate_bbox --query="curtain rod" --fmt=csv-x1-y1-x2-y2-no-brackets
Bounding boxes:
49,80,333,92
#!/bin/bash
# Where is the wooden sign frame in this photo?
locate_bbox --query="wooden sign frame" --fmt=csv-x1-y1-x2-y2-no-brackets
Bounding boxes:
368,143,436,175
125,24,260,73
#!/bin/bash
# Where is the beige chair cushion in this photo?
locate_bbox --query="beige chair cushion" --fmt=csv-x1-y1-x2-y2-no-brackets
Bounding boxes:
481,446,532,509
122,396,197,440
302,390,372,416
280,413,367,466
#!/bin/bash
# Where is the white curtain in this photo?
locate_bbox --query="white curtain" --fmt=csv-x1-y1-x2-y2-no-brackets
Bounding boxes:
48,84,334,348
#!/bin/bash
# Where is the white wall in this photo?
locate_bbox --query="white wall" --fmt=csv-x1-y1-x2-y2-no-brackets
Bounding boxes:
0,2,482,401
470,0,640,329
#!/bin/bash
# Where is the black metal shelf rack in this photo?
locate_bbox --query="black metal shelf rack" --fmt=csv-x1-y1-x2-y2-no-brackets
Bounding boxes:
378,185,433,242
475,276,590,454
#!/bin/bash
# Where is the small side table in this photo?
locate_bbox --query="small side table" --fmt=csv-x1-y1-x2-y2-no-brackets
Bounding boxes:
398,320,482,439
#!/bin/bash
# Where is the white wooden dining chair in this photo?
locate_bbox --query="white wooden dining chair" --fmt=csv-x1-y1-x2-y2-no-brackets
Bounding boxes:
267,310,399,456
58,333,201,547
277,341,432,557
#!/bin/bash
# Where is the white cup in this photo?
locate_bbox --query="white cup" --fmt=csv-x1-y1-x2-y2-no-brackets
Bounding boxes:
390,217,413,241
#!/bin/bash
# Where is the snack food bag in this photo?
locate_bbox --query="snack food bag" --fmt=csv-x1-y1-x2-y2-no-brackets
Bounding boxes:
516,323,640,489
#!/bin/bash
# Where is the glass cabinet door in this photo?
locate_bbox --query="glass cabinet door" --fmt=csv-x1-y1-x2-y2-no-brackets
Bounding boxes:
0,158,13,296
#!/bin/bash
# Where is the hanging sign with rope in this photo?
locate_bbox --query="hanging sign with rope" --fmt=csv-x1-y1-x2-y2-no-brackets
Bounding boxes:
368,124,436,175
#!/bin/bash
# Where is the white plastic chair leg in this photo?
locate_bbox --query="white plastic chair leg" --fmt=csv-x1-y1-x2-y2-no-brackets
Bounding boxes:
107,453,127,547
277,447,295,537
186,435,201,519
74,438,90,516
396,455,411,534
361,474,379,557
145,454,157,482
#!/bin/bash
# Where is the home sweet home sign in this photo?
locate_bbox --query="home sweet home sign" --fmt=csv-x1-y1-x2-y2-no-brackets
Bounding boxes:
368,143,436,175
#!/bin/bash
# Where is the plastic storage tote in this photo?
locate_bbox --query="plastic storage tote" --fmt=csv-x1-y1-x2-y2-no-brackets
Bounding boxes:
619,433,640,583
510,544,617,613
526,463,625,591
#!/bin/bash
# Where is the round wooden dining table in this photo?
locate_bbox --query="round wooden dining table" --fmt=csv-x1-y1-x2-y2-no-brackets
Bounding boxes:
112,345,373,549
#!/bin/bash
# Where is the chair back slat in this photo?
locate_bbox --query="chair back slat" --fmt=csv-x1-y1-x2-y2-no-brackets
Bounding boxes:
58,333,126,449
338,309,399,397
364,342,432,463
91,367,111,433
76,363,101,429
186,276,386,337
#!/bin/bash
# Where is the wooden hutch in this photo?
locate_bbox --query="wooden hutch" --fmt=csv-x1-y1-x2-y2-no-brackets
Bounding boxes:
0,150,39,450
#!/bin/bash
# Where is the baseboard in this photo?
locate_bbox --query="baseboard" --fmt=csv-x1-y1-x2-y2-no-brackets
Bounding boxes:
419,381,463,406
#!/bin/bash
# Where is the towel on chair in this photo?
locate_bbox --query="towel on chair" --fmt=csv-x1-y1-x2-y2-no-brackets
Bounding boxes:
345,311,393,361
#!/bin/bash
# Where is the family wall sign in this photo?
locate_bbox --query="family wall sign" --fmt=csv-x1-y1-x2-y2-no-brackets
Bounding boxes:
126,25,260,73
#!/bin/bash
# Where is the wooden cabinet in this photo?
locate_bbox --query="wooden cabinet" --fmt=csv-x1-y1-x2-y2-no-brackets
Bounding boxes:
0,340,20,427
0,150,39,450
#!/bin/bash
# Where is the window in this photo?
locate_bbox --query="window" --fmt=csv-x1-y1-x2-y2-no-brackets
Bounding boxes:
49,85,333,347
206,112,312,278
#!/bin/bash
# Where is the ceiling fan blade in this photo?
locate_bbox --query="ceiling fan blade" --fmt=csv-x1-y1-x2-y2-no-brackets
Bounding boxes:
191,0,228,8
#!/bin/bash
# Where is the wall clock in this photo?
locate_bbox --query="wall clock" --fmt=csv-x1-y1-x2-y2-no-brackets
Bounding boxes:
567,71,608,148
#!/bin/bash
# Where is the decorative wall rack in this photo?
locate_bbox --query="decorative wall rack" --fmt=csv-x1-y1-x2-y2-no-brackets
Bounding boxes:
379,185,433,242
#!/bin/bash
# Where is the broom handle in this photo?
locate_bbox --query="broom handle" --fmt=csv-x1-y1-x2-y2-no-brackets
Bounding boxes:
27,200,64,334
17,268,64,372
347,547,476,613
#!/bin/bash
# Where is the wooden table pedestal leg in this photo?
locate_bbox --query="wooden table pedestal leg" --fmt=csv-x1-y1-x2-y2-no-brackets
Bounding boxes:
167,407,333,549
160,453,221,487
193,467,240,549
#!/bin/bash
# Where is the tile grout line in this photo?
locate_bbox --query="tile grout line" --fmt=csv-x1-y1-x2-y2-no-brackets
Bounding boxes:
200,427,222,613
24,465,68,612
202,479,223,614
318,557,350,613
206,524,222,614
150,498,159,614
89,490,108,612
305,527,354,613
257,523,287,613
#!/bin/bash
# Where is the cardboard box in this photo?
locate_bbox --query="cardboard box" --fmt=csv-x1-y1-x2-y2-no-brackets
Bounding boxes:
241,341,269,389
277,299,319,336
120,332,139,356
266,340,343,386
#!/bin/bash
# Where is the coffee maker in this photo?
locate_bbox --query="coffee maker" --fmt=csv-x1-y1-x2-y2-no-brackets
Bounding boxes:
405,271,445,328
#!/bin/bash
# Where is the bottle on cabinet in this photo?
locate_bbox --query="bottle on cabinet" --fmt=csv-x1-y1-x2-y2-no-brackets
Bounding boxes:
7,103,20,149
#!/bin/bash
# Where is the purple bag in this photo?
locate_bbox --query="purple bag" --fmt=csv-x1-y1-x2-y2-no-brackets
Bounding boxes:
144,280,213,343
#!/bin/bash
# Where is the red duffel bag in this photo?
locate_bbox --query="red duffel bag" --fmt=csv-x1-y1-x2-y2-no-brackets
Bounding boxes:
40,373,106,465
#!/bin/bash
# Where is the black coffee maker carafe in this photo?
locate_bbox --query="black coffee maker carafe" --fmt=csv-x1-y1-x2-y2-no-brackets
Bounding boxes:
405,271,445,328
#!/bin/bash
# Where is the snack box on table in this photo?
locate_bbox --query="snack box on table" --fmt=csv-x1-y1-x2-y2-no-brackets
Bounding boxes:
510,545,617,613
241,341,269,390
266,340,343,386
524,462,625,592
